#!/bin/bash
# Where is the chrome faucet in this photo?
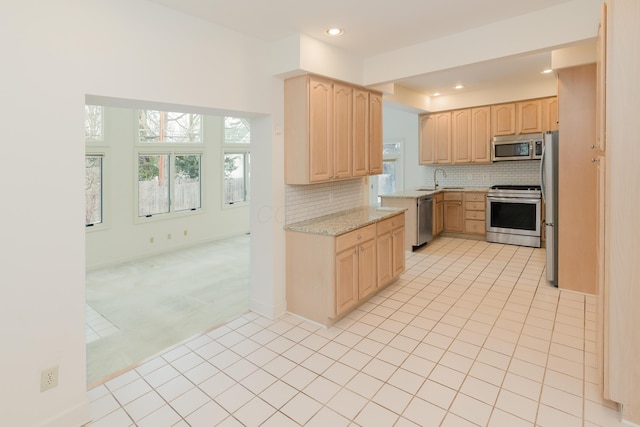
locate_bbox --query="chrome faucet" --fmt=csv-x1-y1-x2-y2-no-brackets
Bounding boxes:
434,168,447,188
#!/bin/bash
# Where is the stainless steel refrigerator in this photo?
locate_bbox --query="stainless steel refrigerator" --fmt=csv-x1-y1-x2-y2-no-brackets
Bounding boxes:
541,130,558,285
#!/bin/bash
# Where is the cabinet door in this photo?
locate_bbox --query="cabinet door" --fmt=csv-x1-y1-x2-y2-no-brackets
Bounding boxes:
543,97,559,132
353,88,369,177
471,106,491,163
491,103,516,136
518,99,543,134
419,115,435,164
452,109,472,163
335,247,359,316
435,112,452,163
376,232,393,287
392,227,405,278
309,76,333,182
443,200,463,232
358,239,377,299
435,201,444,235
333,82,353,179
368,92,383,175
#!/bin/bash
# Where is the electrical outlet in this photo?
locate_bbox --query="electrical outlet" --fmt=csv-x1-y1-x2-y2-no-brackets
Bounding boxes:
183,230,188,236
40,366,58,392
167,233,172,240
149,237,154,244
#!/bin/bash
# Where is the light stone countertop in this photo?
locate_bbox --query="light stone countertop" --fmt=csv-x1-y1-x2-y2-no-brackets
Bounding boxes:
380,187,490,199
284,206,406,236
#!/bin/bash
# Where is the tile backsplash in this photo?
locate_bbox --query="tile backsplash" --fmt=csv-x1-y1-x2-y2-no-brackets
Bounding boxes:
284,161,540,225
420,161,541,189
285,179,366,224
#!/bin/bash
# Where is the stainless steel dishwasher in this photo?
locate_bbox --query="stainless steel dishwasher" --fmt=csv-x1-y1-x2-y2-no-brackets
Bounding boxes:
417,195,433,247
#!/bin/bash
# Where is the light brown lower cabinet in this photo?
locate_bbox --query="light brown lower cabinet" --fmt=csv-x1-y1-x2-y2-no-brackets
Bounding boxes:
433,193,444,237
377,215,405,287
463,192,486,235
443,192,463,233
286,213,405,326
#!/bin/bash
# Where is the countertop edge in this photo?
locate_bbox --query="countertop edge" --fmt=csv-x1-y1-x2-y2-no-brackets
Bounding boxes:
284,207,407,236
380,187,490,199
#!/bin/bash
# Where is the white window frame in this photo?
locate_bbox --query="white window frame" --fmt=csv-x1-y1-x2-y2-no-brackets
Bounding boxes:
222,117,251,209
134,147,205,223
222,149,250,208
85,105,109,231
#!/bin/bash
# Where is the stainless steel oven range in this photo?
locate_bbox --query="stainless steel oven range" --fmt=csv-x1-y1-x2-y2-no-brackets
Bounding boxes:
486,185,542,248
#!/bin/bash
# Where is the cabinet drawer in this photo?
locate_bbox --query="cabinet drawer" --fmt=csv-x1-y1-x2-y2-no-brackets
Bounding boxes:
336,224,376,253
465,210,486,220
465,219,485,235
465,201,485,211
464,192,486,202
377,214,405,236
433,193,444,203
443,192,463,201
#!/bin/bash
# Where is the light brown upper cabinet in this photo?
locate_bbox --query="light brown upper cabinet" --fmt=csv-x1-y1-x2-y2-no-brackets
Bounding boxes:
434,112,452,163
471,106,492,163
452,109,472,163
369,92,384,175
284,74,383,184
543,97,559,132
353,88,369,177
333,82,354,180
491,103,516,135
419,112,451,164
419,115,435,164
421,97,554,165
518,99,543,134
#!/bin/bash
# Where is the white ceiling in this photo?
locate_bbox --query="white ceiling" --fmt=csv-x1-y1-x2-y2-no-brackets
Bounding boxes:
145,0,576,96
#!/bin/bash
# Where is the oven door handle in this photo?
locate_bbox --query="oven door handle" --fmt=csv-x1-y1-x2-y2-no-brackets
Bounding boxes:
487,197,541,204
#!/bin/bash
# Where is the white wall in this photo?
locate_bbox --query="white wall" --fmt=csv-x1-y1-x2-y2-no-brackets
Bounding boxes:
363,0,602,86
0,0,284,426
85,107,250,269
382,106,421,191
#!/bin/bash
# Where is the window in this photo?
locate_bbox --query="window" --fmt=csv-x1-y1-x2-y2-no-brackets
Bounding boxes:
85,105,103,141
174,154,202,212
137,153,202,217
137,109,203,219
138,110,202,143
372,140,404,205
224,152,250,204
138,154,170,216
85,155,103,226
223,117,250,205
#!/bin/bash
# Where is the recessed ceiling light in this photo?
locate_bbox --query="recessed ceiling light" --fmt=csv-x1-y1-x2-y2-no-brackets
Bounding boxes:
542,68,553,74
325,28,344,36
433,92,441,96
455,84,464,90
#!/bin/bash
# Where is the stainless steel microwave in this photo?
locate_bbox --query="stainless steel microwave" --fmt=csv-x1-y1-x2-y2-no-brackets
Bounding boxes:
491,133,544,161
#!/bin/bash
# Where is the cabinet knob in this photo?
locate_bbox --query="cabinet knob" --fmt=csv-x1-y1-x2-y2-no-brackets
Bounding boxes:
392,221,397,226
357,234,362,240
591,158,600,164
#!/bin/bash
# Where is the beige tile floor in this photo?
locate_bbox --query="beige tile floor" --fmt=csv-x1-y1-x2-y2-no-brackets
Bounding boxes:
86,234,250,385
86,236,624,427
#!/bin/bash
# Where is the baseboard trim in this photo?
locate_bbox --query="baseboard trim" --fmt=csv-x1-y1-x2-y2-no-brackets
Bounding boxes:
37,400,91,427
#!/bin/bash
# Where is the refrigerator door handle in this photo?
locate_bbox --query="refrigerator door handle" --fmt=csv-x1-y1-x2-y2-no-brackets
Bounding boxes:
540,136,547,202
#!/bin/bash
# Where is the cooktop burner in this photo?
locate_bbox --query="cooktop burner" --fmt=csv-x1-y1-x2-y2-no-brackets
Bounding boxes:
490,185,541,191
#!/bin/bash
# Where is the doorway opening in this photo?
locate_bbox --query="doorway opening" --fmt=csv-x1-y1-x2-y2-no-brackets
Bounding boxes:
85,101,252,385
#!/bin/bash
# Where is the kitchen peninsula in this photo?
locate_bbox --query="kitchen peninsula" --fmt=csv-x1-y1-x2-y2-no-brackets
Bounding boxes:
285,206,406,326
